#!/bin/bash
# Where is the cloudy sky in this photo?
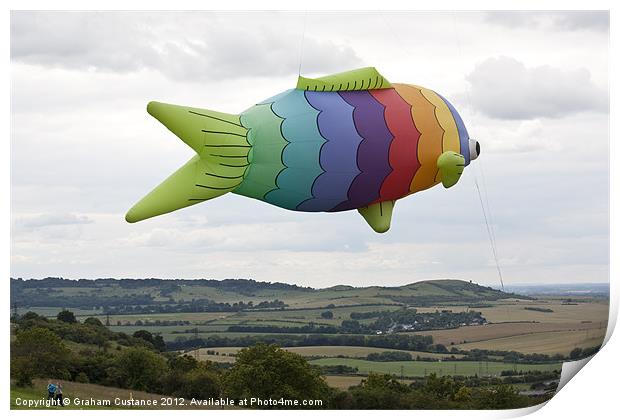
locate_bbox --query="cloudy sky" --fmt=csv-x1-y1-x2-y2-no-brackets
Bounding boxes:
10,11,609,288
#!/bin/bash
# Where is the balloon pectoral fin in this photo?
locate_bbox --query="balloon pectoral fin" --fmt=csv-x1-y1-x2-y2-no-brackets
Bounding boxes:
358,201,395,233
437,151,465,188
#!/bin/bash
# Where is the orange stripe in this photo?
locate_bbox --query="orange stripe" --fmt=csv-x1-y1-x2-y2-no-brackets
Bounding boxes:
393,84,443,193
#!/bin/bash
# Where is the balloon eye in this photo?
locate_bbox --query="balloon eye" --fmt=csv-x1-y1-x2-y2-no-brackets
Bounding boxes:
468,139,479,160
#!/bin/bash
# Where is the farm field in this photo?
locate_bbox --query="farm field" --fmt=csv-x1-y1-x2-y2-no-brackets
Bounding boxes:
457,329,607,355
475,299,609,324
309,358,562,377
189,349,237,363
408,298,608,355
323,375,366,389
416,298,608,323
418,322,602,346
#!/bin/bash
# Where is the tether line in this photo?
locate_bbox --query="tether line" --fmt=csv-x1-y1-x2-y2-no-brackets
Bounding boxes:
297,11,308,76
473,171,505,291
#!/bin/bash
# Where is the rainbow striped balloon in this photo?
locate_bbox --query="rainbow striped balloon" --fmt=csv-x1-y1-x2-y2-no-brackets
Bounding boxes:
126,68,480,233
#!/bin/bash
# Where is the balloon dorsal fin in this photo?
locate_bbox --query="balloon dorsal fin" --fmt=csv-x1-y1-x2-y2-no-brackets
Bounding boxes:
296,67,391,92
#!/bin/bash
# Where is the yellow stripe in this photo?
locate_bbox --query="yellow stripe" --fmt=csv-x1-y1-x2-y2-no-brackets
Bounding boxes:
417,87,460,155
393,84,443,193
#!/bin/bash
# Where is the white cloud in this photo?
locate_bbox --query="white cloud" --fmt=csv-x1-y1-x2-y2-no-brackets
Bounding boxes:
9,11,609,287
10,11,362,82
466,56,608,120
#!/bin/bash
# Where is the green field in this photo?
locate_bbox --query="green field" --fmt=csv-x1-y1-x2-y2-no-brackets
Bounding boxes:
77,304,402,327
309,358,561,377
198,345,466,360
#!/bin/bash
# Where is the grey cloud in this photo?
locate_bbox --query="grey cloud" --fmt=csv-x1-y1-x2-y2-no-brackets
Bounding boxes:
485,11,609,32
16,213,93,229
10,11,362,81
466,56,608,120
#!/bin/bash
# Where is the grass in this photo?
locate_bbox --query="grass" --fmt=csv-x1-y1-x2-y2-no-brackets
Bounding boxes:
309,358,561,377
11,379,190,410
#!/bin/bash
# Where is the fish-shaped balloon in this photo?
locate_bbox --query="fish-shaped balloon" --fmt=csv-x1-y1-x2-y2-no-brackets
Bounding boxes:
125,67,480,233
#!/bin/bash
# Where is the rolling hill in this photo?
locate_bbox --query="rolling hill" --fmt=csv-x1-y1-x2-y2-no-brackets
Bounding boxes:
11,278,528,312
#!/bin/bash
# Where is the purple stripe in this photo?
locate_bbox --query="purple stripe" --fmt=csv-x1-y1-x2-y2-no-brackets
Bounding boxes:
297,92,362,212
330,91,394,211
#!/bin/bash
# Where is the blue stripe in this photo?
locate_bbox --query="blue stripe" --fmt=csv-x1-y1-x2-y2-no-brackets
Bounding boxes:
264,90,326,210
438,94,470,165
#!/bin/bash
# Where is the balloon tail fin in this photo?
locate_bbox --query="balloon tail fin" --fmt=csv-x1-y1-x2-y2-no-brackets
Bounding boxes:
125,102,251,223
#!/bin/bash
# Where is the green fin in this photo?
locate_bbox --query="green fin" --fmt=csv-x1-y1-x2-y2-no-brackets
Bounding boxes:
296,67,391,92
147,101,248,156
126,102,251,223
437,151,465,188
358,200,395,233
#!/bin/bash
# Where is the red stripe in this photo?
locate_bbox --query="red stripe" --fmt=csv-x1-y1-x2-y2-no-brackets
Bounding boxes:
370,89,421,201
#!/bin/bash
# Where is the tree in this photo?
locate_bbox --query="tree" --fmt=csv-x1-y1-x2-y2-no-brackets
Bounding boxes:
11,327,71,386
433,343,448,353
340,319,361,333
321,311,334,319
453,386,472,404
133,329,154,342
168,354,199,372
223,344,330,405
175,368,221,399
84,317,103,327
133,330,165,352
474,384,530,409
569,347,583,360
20,311,43,321
349,373,410,409
425,373,460,399
152,334,166,352
57,309,77,324
111,347,168,392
